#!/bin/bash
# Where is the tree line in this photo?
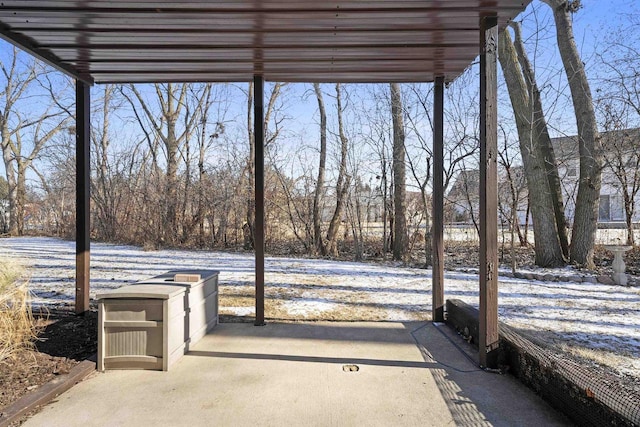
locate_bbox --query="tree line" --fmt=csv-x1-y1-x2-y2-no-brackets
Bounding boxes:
1,1,638,269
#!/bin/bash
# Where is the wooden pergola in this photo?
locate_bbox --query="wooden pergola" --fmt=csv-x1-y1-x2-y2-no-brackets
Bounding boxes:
0,0,531,368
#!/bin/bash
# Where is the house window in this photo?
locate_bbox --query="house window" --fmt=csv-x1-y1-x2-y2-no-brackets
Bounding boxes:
598,195,610,221
568,167,577,177
611,194,624,221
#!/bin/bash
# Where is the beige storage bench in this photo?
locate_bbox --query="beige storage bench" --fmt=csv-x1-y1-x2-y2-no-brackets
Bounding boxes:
97,270,219,372
97,284,187,371
135,270,219,347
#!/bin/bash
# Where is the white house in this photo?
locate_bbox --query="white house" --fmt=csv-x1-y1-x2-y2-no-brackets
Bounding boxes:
553,128,640,226
447,128,640,228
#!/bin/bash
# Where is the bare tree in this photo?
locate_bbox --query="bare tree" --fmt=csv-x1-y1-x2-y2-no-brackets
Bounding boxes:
91,84,127,240
598,106,640,245
499,25,565,266
404,83,434,266
390,83,407,260
497,126,528,272
177,83,227,246
543,0,603,268
122,83,191,244
120,82,220,246
323,83,351,257
269,143,315,251
363,87,393,256
596,18,640,121
35,131,76,237
511,21,570,258
345,166,367,261
433,71,481,234
312,83,328,254
443,71,482,202
244,82,286,249
0,48,73,235
596,20,640,245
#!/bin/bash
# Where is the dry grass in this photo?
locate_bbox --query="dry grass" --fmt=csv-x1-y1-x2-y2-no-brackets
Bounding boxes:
558,343,636,371
0,259,41,364
218,282,431,322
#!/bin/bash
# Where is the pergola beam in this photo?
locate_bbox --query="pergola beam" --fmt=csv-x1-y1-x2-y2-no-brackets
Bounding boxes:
16,27,481,34
0,23,93,85
479,15,499,368
0,5,528,15
37,43,480,51
75,81,90,314
432,76,445,322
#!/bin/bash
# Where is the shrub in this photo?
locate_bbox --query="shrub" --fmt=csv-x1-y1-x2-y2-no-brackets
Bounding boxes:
0,259,40,363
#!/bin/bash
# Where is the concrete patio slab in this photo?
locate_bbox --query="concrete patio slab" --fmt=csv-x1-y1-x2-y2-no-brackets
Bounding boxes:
23,322,569,427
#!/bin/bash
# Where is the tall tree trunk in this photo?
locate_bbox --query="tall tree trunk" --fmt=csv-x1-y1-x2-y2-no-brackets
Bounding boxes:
164,83,180,243
499,28,565,267
543,0,602,268
15,161,26,234
624,194,635,246
381,150,389,256
197,100,208,245
390,83,407,261
324,84,350,257
353,189,364,261
312,83,327,255
180,106,192,244
511,23,570,261
245,81,255,250
2,143,17,235
410,156,431,267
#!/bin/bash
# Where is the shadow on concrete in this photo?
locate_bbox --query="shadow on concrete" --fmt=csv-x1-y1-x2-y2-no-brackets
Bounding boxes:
188,350,431,369
190,321,569,427
21,320,570,427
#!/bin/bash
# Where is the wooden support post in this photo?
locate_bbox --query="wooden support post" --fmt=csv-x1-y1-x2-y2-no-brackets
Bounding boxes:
254,75,266,326
479,15,499,368
432,76,445,322
75,81,90,315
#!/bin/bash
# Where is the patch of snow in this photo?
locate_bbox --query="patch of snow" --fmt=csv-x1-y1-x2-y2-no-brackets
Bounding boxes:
1,236,638,378
280,298,338,316
222,306,255,316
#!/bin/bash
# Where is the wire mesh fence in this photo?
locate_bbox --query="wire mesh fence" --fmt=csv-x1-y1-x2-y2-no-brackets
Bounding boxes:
500,324,639,427
446,299,640,427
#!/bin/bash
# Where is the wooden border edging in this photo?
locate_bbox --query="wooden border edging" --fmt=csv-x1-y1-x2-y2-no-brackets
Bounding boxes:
446,299,640,426
0,358,96,427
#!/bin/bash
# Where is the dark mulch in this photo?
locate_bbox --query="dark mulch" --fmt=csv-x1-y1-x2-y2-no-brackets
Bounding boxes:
0,308,97,414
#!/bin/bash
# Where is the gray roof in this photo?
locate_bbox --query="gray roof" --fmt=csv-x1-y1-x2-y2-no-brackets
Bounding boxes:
551,128,640,162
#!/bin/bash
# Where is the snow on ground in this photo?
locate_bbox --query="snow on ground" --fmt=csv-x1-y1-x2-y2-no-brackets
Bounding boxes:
1,236,639,377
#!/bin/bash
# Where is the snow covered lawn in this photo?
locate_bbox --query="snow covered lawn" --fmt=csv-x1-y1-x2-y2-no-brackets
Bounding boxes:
1,236,638,378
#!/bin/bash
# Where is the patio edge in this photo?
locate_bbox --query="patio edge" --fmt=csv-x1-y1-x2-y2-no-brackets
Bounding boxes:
0,356,96,427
